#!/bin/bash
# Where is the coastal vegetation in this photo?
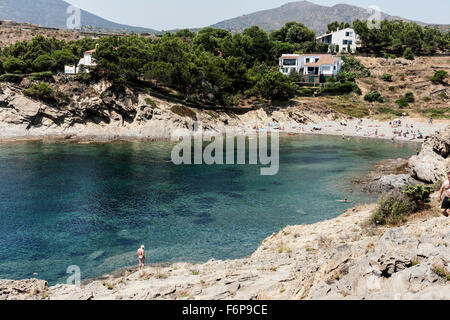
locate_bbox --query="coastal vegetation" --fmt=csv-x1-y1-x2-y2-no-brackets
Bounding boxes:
353,19,450,55
431,70,448,84
0,19,448,111
372,185,433,226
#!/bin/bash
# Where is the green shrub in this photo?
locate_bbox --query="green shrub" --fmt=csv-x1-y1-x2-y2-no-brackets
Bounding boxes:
340,55,371,78
390,54,396,59
404,91,415,103
439,92,448,100
75,70,90,84
298,87,316,96
423,96,431,102
403,48,415,60
337,70,357,82
402,185,432,210
144,97,158,109
3,57,27,74
171,105,197,120
30,71,54,82
364,90,383,102
22,83,55,103
320,81,361,96
32,54,57,72
0,73,24,83
372,191,417,226
431,70,448,84
381,74,393,82
376,106,404,117
395,98,409,108
248,71,298,100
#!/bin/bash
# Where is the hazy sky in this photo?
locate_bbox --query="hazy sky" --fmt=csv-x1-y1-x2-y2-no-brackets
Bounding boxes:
65,0,450,30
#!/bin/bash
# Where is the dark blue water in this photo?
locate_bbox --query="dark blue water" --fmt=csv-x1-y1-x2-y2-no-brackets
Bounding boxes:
0,135,418,285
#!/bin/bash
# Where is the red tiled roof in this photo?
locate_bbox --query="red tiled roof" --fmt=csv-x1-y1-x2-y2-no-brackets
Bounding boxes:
304,55,339,67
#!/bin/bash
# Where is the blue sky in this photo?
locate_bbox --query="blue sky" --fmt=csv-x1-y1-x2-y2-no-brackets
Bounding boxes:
66,0,450,30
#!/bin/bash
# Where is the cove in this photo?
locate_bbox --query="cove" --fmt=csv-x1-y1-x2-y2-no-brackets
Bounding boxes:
0,135,419,285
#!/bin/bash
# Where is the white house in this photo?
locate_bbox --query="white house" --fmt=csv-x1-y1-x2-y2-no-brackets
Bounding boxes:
64,48,98,74
279,54,342,83
316,28,360,53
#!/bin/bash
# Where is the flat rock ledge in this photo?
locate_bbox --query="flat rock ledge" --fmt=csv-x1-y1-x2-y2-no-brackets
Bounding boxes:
2,204,448,300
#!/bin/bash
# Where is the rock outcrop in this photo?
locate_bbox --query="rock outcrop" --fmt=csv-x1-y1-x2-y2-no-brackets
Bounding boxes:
0,279,49,300
409,126,450,184
358,158,421,193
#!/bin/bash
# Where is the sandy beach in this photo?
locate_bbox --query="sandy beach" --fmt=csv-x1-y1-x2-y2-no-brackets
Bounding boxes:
282,118,448,142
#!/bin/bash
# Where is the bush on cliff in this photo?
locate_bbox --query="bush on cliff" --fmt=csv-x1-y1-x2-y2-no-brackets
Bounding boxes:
381,73,393,82
22,83,55,103
246,71,298,100
372,191,417,226
320,81,361,96
364,90,383,103
30,71,54,82
372,185,432,226
3,57,27,74
403,48,415,60
402,185,433,210
431,70,448,84
0,73,24,83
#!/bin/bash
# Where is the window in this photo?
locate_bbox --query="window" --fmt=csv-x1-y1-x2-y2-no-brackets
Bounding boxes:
322,66,331,71
346,32,353,37
315,58,319,63
283,59,297,66
343,40,348,45
347,40,353,45
305,58,310,63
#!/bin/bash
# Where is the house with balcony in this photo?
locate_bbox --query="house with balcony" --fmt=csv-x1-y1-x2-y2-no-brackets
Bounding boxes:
279,54,342,83
64,48,98,74
316,28,360,53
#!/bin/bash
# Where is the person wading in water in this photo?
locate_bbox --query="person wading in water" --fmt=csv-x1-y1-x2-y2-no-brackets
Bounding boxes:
137,245,145,270
438,172,450,217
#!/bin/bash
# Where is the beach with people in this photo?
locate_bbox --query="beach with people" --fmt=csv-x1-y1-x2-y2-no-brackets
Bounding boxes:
278,118,447,142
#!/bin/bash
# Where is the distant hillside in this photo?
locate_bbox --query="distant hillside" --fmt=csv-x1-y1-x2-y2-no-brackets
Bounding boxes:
0,0,158,33
211,1,448,34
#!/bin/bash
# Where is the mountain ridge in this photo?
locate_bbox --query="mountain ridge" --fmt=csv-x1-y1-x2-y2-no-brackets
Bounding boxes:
211,1,449,34
0,0,158,33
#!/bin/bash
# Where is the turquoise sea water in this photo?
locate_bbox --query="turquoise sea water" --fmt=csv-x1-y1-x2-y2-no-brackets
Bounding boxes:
0,135,418,285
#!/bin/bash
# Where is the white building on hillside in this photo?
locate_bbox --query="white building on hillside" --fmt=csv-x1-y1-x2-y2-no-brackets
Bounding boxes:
279,54,342,83
64,48,98,74
316,28,360,53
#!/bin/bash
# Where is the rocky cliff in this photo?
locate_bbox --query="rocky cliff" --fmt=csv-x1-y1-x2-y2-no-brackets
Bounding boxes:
0,80,339,140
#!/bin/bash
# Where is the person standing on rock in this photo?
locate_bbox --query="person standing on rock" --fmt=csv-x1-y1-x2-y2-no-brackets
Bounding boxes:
438,172,450,217
137,245,145,270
